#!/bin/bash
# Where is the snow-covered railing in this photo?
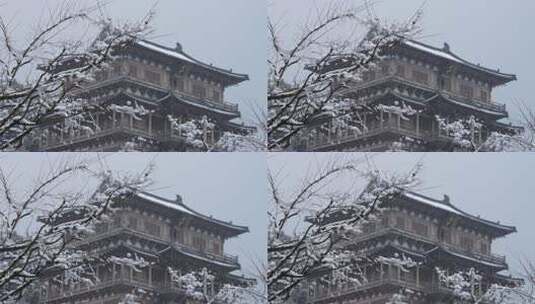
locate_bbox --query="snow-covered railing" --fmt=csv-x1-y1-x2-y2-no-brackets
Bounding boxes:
31,118,185,151
350,227,506,266
303,118,442,151
44,277,183,302
342,75,507,114
73,227,239,266
76,75,240,114
309,275,433,303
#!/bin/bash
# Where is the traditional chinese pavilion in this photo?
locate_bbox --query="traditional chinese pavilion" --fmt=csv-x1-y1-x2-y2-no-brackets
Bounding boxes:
41,190,252,304
295,39,517,151
295,190,518,304
26,39,250,151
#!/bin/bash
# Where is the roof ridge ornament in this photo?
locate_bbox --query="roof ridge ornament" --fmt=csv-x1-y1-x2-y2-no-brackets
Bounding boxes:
175,194,183,205
443,42,450,53
175,42,183,53
443,194,450,204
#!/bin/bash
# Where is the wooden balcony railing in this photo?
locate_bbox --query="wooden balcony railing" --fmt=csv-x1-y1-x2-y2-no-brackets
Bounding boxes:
73,226,239,266
77,75,239,114
350,227,506,266
341,75,507,114
44,277,183,302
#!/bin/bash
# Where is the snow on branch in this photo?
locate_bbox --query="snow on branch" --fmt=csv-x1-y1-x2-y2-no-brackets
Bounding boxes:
268,1,422,150
268,156,421,303
0,0,154,150
167,267,265,304
0,156,154,303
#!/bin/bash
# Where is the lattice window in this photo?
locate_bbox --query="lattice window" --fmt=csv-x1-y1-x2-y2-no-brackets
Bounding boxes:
412,221,428,237
395,216,405,229
172,77,185,92
128,65,138,77
412,70,429,85
193,83,207,99
396,64,406,77
144,70,161,85
212,239,222,255
144,221,161,237
480,90,488,102
460,84,474,99
480,242,489,255
127,216,138,229
460,236,474,251
212,89,221,101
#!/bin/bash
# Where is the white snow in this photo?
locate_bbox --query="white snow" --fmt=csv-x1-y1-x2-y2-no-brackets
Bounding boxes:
403,40,463,65
402,40,513,79
135,192,194,215
160,93,238,116
136,40,195,64
402,191,462,216
135,41,246,79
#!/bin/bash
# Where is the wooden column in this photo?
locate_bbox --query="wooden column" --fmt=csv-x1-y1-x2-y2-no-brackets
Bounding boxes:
380,109,384,129
416,114,420,136
380,263,384,280
416,265,420,287
148,114,153,135
397,113,401,130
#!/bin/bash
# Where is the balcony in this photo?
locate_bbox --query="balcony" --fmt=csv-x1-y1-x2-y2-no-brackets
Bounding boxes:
350,227,506,267
309,273,442,303
342,75,507,115
73,226,239,267
77,75,239,114
44,276,183,302
302,116,453,151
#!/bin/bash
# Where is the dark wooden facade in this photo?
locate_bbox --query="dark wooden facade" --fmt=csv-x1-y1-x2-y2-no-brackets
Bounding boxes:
41,191,252,304
294,39,517,152
294,191,517,304
26,40,250,152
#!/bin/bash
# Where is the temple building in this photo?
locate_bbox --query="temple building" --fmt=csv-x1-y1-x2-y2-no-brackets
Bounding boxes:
294,39,517,151
293,190,518,304
26,38,251,151
40,190,252,304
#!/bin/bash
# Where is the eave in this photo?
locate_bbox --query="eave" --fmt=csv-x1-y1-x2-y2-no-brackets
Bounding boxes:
133,40,249,87
399,190,516,238
396,39,516,87
130,190,249,238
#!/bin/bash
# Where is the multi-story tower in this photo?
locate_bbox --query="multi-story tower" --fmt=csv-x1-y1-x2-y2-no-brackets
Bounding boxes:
298,190,518,304
296,39,517,151
26,39,250,152
41,190,252,304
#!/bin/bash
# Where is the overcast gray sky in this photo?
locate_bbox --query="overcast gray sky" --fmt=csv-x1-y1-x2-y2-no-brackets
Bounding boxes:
1,0,266,124
269,0,534,123
268,152,535,277
0,152,268,280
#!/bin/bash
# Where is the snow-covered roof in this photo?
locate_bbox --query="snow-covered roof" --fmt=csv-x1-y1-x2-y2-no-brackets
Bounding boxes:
132,190,249,236
159,246,239,269
399,39,516,86
400,190,516,237
428,93,507,117
426,246,506,269
158,92,240,117
134,40,249,85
